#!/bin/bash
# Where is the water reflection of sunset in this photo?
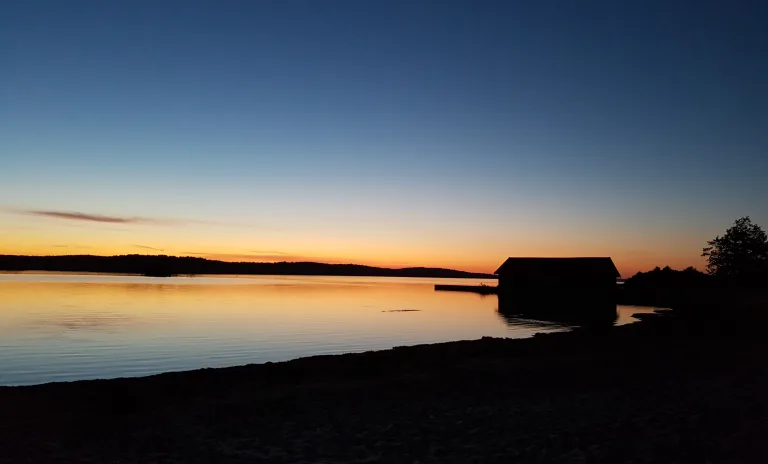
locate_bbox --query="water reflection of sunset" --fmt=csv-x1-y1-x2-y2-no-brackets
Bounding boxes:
0,273,655,386
1,275,498,320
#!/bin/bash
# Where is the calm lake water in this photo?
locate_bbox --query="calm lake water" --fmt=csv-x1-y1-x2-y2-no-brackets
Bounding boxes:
0,273,657,386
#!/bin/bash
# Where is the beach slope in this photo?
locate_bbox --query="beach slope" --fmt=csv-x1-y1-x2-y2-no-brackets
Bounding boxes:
1,312,766,463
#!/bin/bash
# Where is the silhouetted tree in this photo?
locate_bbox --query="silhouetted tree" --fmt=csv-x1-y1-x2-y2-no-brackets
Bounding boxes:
702,217,768,285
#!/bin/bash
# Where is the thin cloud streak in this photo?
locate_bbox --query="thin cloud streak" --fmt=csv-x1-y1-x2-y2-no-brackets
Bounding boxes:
131,244,165,252
181,251,338,263
13,208,220,227
8,208,276,230
21,210,162,224
247,250,290,255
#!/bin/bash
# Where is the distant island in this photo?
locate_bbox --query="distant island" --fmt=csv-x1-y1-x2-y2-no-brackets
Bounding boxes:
0,254,496,279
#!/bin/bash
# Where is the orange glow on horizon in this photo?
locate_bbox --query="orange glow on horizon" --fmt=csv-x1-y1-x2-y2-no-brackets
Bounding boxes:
0,217,707,277
0,246,705,277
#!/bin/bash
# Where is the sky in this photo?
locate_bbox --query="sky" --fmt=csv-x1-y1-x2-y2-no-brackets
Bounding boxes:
1,0,766,276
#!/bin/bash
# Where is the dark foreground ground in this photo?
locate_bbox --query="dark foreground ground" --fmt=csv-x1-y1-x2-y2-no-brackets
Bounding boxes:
1,308,767,463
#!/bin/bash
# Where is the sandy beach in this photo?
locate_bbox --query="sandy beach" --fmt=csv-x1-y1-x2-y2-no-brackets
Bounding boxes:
1,309,767,463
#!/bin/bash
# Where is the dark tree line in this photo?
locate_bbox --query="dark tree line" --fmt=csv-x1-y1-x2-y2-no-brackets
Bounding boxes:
624,216,768,299
0,254,495,279
625,265,710,289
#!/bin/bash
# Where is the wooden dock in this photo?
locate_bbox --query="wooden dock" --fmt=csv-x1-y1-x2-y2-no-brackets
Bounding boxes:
434,284,498,295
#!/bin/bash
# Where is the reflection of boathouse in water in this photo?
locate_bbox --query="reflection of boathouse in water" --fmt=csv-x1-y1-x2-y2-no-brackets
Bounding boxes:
495,257,620,326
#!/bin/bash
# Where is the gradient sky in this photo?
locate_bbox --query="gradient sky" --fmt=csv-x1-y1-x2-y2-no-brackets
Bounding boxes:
1,0,767,276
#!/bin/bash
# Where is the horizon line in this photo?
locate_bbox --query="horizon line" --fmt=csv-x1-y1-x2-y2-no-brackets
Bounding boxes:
0,252,495,275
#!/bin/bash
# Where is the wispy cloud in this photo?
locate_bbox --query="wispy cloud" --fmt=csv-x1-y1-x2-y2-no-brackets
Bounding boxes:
20,209,159,224
131,244,165,252
181,251,337,263
7,208,274,230
247,250,290,255
11,208,213,227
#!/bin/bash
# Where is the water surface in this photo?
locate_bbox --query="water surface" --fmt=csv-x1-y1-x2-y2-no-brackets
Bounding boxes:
0,273,657,385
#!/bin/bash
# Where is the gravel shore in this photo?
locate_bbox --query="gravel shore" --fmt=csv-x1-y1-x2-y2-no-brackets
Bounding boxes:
1,311,767,463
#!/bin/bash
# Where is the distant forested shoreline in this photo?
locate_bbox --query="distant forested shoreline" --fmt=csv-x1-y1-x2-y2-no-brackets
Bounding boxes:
0,254,496,279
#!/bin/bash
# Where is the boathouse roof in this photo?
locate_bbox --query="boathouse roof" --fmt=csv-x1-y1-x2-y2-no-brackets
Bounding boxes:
494,257,620,277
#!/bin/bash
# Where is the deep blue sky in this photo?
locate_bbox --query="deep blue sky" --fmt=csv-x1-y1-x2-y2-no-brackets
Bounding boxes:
1,0,767,273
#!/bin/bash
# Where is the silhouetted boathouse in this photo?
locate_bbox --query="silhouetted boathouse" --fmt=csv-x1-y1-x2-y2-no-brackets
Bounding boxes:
495,257,620,324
